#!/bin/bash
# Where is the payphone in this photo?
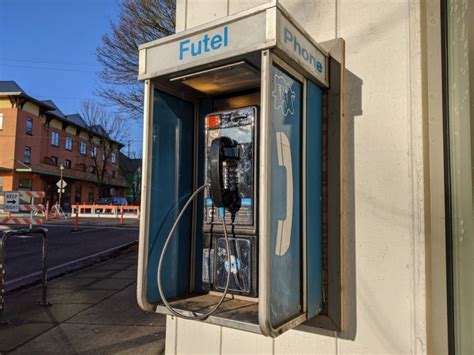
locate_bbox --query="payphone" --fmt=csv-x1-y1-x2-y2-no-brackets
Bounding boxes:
157,106,258,319
137,0,343,338
202,107,258,297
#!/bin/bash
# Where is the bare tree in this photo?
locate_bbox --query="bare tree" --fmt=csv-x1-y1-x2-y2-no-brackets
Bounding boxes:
96,0,175,116
80,100,129,197
120,162,141,204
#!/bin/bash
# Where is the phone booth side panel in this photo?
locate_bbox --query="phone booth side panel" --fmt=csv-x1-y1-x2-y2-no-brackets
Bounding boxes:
145,89,196,303
306,80,324,319
269,64,303,328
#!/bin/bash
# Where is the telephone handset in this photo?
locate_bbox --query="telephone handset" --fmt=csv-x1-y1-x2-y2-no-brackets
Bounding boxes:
208,136,240,209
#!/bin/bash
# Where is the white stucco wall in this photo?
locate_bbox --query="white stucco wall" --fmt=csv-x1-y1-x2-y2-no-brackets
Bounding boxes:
167,0,432,353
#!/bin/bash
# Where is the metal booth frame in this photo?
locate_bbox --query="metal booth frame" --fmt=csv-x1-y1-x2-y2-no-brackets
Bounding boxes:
137,0,345,337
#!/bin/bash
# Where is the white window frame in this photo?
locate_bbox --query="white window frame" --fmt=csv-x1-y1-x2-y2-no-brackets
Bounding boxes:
24,146,31,164
65,137,73,151
91,146,97,158
0,112,4,130
51,131,59,147
111,152,116,164
80,141,87,156
26,117,33,135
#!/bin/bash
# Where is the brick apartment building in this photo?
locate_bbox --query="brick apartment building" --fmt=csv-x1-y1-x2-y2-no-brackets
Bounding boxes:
0,81,128,210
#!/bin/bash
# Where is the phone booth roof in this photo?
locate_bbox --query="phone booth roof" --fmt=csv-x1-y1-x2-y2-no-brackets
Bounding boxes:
138,0,329,88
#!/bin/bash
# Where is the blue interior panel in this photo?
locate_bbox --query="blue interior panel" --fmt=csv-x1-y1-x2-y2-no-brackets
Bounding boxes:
146,90,195,303
270,65,302,327
306,81,324,319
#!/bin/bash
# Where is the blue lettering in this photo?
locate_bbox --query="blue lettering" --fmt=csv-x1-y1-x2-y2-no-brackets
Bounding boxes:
203,34,210,52
293,35,301,55
302,48,309,61
178,26,229,60
284,27,293,44
179,39,190,60
211,34,222,50
191,41,202,56
223,26,228,47
284,27,324,75
316,61,323,72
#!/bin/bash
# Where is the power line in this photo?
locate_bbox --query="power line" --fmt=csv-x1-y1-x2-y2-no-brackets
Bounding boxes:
1,63,98,74
1,58,97,68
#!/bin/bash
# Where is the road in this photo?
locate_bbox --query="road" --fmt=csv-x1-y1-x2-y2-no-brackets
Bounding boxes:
1,219,139,290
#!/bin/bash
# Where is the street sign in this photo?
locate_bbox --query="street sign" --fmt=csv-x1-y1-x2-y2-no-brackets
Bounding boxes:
4,192,19,212
56,180,67,189
57,188,65,193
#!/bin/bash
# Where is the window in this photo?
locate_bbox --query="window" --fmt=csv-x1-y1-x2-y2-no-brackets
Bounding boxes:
80,142,87,156
18,178,32,189
24,146,31,164
91,146,97,158
111,153,116,164
51,131,59,147
0,112,3,130
88,185,94,203
75,183,82,203
65,137,73,151
26,117,33,135
50,156,58,166
111,171,116,178
0,176,3,192
64,159,71,169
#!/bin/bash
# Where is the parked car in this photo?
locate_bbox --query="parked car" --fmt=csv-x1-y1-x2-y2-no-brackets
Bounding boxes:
96,197,128,206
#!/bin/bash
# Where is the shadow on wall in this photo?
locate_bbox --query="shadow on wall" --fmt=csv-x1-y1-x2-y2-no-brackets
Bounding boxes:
297,65,363,342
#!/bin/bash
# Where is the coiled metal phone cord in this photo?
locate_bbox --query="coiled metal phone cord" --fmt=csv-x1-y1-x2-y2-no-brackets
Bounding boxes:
157,183,232,320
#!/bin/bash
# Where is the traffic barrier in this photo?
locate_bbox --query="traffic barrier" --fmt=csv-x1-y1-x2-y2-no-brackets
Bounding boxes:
49,203,67,220
45,201,50,221
71,204,140,219
0,216,43,225
18,204,45,213
18,191,45,199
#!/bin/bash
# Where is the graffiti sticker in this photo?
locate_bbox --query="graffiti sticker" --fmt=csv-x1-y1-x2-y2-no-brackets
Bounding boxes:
272,73,296,117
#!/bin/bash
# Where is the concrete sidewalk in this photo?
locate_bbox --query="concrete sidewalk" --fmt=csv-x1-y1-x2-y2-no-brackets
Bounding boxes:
0,252,165,354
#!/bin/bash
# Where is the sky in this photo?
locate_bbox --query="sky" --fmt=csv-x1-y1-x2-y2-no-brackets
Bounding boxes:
0,0,143,156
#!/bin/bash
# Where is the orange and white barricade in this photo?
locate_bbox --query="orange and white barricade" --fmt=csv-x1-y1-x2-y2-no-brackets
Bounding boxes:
18,204,46,213
18,191,45,199
0,191,46,225
0,216,43,225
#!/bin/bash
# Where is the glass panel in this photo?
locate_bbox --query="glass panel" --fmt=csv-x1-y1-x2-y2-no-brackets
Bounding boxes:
447,0,474,353
146,90,195,303
270,65,302,327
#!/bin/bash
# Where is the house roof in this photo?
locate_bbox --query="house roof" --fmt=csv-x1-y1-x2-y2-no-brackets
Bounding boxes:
0,81,124,148
0,80,24,94
65,113,87,128
119,152,141,172
0,81,55,110
41,99,67,120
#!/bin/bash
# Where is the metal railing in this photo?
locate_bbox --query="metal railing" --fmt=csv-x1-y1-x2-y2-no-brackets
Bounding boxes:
0,227,50,325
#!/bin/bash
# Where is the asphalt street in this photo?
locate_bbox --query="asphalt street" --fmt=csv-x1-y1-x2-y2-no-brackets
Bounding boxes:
1,219,139,290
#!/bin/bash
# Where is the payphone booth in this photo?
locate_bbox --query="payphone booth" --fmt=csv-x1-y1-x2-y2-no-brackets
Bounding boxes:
137,1,344,337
